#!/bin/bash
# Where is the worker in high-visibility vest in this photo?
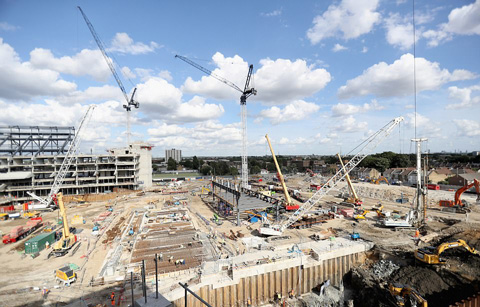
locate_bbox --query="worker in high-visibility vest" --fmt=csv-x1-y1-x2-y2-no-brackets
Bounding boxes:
110,292,115,306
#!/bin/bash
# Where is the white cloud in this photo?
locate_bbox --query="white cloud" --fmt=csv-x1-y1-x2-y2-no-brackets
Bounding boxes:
453,119,480,137
361,46,368,53
261,9,282,17
338,53,476,99
277,137,313,146
0,38,77,101
258,100,320,124
0,22,18,31
384,13,419,50
306,0,380,44
405,112,441,138
255,58,331,104
108,33,160,55
147,123,188,137
423,0,480,46
30,48,111,81
136,77,224,123
331,99,384,117
121,66,136,79
333,116,368,133
158,70,172,81
446,85,480,109
57,85,124,104
332,43,348,52
182,52,331,105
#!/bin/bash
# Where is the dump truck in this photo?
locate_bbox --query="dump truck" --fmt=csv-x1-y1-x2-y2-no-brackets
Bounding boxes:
2,217,43,244
55,266,76,286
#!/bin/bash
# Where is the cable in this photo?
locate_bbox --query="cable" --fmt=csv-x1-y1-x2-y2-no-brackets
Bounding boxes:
413,0,417,139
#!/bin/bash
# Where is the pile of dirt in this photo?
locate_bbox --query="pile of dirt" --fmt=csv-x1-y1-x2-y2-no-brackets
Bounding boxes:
392,266,450,295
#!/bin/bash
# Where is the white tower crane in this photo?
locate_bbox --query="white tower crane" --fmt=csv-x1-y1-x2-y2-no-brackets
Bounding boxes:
259,116,404,236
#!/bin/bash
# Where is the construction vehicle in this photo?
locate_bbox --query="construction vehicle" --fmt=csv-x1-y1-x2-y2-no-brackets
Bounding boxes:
27,105,95,211
337,153,363,206
439,179,479,212
350,223,360,241
374,204,386,218
49,193,77,258
306,169,316,177
55,266,77,286
353,209,370,221
78,6,139,145
265,134,299,211
2,217,43,244
201,187,212,195
373,176,389,185
176,55,256,189
259,117,404,236
414,239,480,264
0,213,8,221
128,227,134,235
389,283,427,307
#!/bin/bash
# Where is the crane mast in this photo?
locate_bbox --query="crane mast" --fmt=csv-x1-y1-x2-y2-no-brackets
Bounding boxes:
337,153,362,206
260,116,404,236
175,55,256,188
77,6,139,145
28,105,96,207
265,134,293,207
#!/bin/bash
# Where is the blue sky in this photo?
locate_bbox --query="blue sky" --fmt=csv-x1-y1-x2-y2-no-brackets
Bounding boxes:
0,0,479,157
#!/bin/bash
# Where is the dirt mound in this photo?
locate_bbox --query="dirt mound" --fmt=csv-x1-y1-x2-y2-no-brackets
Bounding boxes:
392,266,449,295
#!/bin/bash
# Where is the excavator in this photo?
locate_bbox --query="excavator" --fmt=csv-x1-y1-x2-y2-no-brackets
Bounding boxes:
414,239,480,264
389,283,428,307
337,153,363,206
439,179,479,212
353,209,370,221
373,176,389,185
49,193,77,258
265,134,299,211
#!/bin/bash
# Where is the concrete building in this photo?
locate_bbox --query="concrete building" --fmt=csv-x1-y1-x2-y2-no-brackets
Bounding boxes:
0,140,153,202
165,148,182,163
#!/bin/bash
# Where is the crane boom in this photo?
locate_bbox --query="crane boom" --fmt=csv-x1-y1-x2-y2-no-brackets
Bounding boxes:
28,105,96,207
260,116,404,235
337,153,362,206
265,134,293,207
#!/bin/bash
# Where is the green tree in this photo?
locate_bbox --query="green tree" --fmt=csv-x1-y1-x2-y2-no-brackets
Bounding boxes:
200,165,212,175
167,157,177,170
250,165,261,174
192,156,199,170
267,162,277,172
181,160,193,169
229,167,239,176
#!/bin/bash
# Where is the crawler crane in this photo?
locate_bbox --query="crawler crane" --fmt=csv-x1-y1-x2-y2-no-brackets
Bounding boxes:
49,193,77,258
265,134,299,211
337,153,363,206
414,239,480,264
259,117,404,236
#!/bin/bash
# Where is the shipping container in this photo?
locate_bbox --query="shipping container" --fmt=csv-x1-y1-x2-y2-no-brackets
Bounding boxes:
24,232,55,254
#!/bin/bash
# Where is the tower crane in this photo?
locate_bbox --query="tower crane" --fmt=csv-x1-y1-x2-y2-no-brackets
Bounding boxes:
337,153,363,206
77,6,139,146
27,105,96,209
265,134,299,211
175,55,256,188
259,117,404,236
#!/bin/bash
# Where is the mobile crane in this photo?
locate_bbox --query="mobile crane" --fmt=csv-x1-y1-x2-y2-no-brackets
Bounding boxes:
259,117,404,236
265,134,299,211
49,193,77,258
414,239,480,264
337,153,363,206
389,283,428,307
439,179,479,211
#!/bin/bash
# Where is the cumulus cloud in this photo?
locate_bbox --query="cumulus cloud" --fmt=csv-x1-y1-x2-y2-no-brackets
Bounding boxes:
332,44,348,52
331,99,384,117
258,100,320,124
108,33,160,55
446,85,480,109
0,22,18,31
147,123,188,137
453,119,480,137
333,116,368,133
182,52,331,105
405,112,441,138
384,13,419,50
423,0,480,46
306,0,380,44
338,53,476,99
30,48,111,81
0,38,77,101
261,9,282,17
361,46,368,53
136,77,224,123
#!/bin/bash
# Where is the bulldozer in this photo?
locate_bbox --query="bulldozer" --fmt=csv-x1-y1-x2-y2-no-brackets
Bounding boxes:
414,239,480,264
48,193,77,258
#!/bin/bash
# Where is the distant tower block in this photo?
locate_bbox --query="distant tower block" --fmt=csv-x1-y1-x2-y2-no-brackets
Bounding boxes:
165,148,182,163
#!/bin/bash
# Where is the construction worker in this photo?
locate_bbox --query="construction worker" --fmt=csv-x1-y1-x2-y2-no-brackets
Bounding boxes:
247,297,252,306
110,292,115,306
289,289,295,298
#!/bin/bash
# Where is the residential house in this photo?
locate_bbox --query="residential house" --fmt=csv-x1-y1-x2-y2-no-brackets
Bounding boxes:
399,168,415,184
384,168,404,183
448,173,480,186
428,167,452,184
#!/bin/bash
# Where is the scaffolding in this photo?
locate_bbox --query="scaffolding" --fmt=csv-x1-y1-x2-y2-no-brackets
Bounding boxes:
0,126,74,156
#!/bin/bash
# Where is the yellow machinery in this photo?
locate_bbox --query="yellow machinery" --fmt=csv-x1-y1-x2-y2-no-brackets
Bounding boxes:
414,239,480,264
0,213,8,221
389,283,427,306
55,266,77,286
373,176,389,185
49,193,77,258
337,153,363,206
265,134,299,211
201,187,212,195
353,209,370,220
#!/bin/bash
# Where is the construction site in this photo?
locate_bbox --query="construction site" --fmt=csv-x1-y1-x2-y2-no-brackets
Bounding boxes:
1,3,480,307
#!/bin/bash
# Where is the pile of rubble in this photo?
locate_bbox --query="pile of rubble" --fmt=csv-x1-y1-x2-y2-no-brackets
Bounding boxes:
371,260,399,280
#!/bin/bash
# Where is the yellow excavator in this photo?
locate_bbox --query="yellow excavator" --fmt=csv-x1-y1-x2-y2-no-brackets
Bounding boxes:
414,239,480,264
49,193,77,258
353,209,370,221
337,153,363,206
389,283,428,307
